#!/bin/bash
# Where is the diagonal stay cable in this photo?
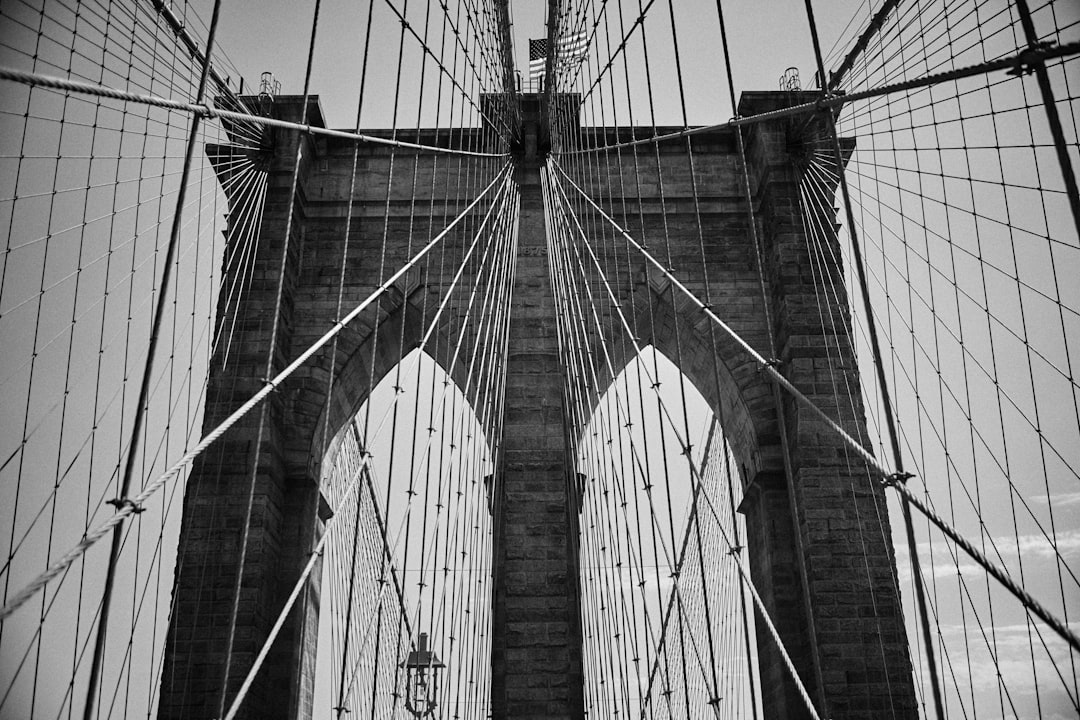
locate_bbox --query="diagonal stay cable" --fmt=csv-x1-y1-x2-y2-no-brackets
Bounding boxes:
222,451,375,720
224,171,516,720
637,419,721,713
692,455,823,720
549,158,1080,657
0,162,511,623
549,158,880,470
82,2,226,714
547,165,822,719
375,0,513,141
549,165,734,712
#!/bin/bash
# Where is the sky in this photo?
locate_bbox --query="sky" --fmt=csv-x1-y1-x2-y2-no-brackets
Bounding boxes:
201,0,868,129
0,0,1078,718
202,1,1080,716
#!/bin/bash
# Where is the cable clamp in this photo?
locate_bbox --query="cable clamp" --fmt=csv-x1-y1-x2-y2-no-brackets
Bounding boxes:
882,471,915,488
1008,42,1054,76
107,498,145,514
758,358,782,373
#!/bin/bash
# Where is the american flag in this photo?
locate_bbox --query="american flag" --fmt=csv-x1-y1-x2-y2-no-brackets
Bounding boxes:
529,30,589,83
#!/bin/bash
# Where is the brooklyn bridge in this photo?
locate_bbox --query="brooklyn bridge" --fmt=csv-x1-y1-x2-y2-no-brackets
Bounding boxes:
0,0,1077,718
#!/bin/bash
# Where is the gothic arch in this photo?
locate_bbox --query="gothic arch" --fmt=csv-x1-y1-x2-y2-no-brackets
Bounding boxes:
300,294,486,483
582,279,783,488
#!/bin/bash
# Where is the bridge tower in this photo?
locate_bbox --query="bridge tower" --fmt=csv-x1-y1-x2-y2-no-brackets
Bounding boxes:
158,89,917,720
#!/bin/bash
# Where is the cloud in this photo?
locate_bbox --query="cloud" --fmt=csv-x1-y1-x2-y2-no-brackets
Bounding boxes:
1013,530,1080,558
897,529,1080,585
1029,491,1080,509
923,620,1079,716
933,529,1080,560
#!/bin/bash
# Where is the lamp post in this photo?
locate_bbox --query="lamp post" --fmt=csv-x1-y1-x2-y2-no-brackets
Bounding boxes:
401,633,445,718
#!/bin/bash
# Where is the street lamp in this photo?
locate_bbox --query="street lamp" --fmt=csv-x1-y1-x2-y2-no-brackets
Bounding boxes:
401,632,445,718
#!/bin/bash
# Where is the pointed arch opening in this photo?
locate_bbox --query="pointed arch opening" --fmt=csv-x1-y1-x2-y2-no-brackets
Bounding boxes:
312,348,495,719
574,345,762,717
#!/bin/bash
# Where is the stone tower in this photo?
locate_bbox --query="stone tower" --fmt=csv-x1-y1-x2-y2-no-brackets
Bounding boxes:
158,90,917,720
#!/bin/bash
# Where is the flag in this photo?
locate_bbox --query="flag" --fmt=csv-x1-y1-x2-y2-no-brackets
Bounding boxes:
529,38,548,83
529,30,589,84
557,30,588,60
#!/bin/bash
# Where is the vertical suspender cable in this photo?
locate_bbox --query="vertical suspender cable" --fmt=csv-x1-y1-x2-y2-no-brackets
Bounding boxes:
800,1,944,716
333,1,378,713
708,8,765,713
81,3,224,719
218,1,323,715
712,1,830,713
723,444,760,719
